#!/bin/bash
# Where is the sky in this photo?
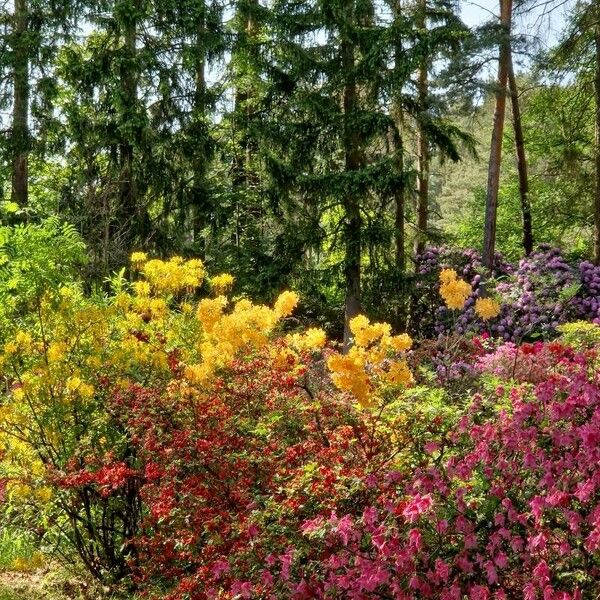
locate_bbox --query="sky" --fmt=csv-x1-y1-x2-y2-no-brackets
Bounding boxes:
460,0,571,51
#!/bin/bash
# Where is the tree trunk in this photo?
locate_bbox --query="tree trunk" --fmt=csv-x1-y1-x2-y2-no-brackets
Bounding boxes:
190,6,207,248
233,0,259,189
392,0,405,273
342,29,363,349
12,0,29,208
594,10,600,265
507,48,533,256
118,3,138,253
482,0,512,272
414,0,429,257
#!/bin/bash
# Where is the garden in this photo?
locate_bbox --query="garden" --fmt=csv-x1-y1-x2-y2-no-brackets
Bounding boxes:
1,0,600,596
0,235,599,599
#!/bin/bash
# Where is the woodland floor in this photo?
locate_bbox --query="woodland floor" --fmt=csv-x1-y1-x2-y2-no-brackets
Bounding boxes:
0,569,113,600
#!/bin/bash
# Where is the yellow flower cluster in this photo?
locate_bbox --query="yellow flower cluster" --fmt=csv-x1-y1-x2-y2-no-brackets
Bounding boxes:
130,253,205,295
286,327,327,352
130,251,148,267
327,315,413,408
439,268,471,310
197,296,228,333
474,297,501,320
210,273,235,295
274,291,299,318
65,376,95,400
4,330,34,355
187,291,301,384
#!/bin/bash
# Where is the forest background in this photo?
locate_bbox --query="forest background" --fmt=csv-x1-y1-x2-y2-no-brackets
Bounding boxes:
0,0,596,341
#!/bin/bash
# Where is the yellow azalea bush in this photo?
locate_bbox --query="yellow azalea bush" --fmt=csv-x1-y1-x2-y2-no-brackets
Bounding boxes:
0,254,312,574
0,251,421,580
327,315,413,407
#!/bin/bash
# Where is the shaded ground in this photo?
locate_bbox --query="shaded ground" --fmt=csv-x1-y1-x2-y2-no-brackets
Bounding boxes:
0,569,109,600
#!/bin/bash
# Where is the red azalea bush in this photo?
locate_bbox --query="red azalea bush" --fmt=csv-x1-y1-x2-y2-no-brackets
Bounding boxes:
123,347,413,598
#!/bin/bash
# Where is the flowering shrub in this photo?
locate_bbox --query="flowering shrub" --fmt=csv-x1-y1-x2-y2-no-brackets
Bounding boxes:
0,254,311,582
413,245,598,341
202,342,600,599
1,248,599,600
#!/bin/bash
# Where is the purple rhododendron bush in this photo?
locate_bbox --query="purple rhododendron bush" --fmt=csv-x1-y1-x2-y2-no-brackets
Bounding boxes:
412,246,600,340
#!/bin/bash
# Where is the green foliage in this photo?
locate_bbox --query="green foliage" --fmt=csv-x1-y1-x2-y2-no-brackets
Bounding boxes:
558,320,600,351
0,218,86,335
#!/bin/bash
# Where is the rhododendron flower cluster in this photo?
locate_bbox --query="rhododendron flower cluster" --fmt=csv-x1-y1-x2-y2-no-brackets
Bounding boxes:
413,245,600,340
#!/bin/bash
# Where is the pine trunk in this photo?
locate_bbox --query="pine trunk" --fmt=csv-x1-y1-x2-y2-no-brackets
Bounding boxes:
233,0,259,190
507,48,533,256
483,0,512,272
414,0,429,257
191,8,207,247
119,4,138,251
342,30,362,349
12,0,29,208
594,10,600,264
393,0,405,273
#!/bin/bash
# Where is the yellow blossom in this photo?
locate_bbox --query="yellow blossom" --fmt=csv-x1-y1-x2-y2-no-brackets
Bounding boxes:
3,341,18,355
287,327,327,351
383,360,414,386
197,296,228,333
66,376,95,399
350,315,391,348
15,330,33,349
142,257,205,295
386,333,413,352
475,297,501,320
439,269,472,310
211,273,235,295
66,376,83,393
327,351,371,406
274,291,299,318
36,486,53,503
133,281,151,297
130,251,148,266
47,341,67,363
439,268,458,285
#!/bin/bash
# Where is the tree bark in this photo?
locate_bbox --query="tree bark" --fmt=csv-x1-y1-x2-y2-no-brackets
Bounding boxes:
342,26,363,349
414,0,429,257
594,8,600,265
118,2,138,252
190,5,207,248
507,48,533,256
392,0,405,273
233,0,259,190
483,0,512,272
12,0,29,208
